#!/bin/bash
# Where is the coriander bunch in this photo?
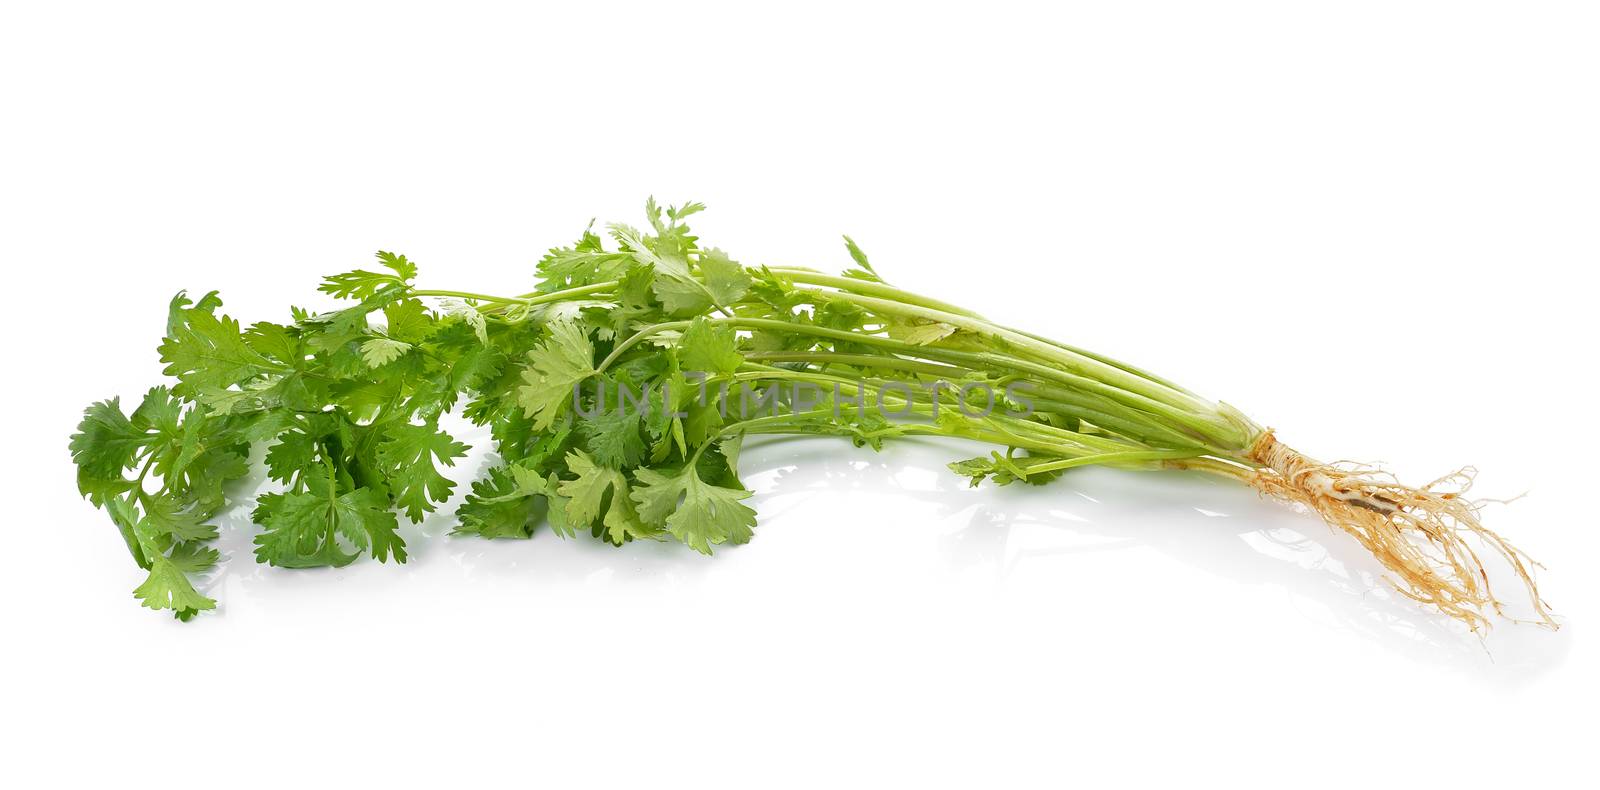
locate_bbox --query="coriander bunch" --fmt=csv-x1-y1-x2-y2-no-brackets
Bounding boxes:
70,200,1554,629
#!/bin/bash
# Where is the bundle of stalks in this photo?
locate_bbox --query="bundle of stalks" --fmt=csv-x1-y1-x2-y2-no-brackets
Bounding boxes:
70,200,1556,627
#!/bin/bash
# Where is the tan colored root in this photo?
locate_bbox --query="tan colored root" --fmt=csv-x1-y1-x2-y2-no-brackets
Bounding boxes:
1245,432,1556,632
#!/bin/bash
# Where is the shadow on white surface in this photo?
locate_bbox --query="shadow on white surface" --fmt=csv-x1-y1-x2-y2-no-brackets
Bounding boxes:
194,432,1570,682
198,433,719,604
738,436,1572,682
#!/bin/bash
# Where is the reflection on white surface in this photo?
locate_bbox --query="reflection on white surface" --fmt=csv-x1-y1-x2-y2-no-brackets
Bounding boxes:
741,436,1570,679
194,423,1570,681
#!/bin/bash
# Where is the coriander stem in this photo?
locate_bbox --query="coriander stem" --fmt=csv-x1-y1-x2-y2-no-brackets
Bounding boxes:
524,281,619,305
1004,448,1203,476
783,286,1251,449
744,351,969,379
787,286,1214,414
716,365,1165,460
747,350,1208,449
410,289,530,305
602,316,1234,447
417,281,622,314
764,268,984,318
597,320,692,372
1004,326,1199,399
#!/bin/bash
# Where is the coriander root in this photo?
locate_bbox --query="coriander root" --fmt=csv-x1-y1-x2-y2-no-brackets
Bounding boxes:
1243,432,1555,631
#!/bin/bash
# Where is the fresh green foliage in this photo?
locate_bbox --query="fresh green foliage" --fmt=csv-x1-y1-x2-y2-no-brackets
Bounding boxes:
631,460,756,553
71,200,1251,619
517,320,595,430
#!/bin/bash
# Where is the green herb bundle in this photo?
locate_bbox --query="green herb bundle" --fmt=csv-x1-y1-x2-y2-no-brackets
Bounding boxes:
69,201,1554,628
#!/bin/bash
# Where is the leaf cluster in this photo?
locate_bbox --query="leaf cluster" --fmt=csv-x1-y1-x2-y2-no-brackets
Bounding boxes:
72,199,1201,618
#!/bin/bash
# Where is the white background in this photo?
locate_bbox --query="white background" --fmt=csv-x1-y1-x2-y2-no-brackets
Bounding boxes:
3,2,1596,787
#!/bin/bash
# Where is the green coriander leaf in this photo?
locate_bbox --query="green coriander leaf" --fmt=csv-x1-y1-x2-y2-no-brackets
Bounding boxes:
405,322,505,420
650,276,713,316
159,297,272,398
841,235,884,282
166,541,221,574
376,251,418,281
344,485,408,563
243,321,303,367
494,413,572,468
252,481,405,567
677,317,743,377
265,428,318,484
360,337,412,368
699,248,752,305
537,249,635,290
166,290,222,336
439,299,490,344
132,555,216,620
682,396,726,448
577,384,648,468
630,464,757,554
238,409,298,444
69,398,144,499
535,223,635,292
141,492,218,542
887,319,958,346
948,452,1066,487
382,298,436,344
319,252,417,300
600,478,658,545
517,321,595,431
554,445,656,545
108,494,150,568
667,200,707,222
196,378,284,415
556,449,621,527
545,473,576,539
612,223,719,313
816,298,869,332
131,386,184,437
377,422,470,522
252,490,357,568
749,266,805,312
645,196,668,234
605,265,660,337
453,464,549,539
